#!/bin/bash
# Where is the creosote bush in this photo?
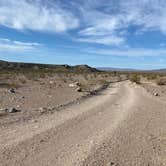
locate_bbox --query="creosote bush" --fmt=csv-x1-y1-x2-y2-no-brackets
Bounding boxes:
130,74,141,84
146,74,157,80
156,77,166,85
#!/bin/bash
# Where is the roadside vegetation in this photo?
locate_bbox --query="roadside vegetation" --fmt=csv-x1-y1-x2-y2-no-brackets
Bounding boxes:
156,77,166,85
129,74,141,84
1,61,166,89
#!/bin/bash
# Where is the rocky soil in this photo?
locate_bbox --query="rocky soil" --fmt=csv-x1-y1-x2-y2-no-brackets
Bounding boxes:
0,81,166,166
0,72,120,126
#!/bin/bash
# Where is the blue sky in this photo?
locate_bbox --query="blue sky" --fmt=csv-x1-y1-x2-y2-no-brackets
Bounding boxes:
0,0,166,69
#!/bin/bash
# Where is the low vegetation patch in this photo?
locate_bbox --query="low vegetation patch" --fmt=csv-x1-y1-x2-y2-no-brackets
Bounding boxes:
146,74,158,80
129,74,141,84
0,82,20,88
156,77,166,85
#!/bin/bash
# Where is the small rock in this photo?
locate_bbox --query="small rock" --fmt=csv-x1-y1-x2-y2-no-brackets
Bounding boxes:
39,107,46,113
0,108,8,112
75,82,80,86
69,83,75,88
109,162,118,166
154,92,159,96
40,139,45,143
76,87,82,92
8,107,20,113
90,91,97,95
16,105,20,108
9,88,15,93
31,119,38,123
58,104,63,108
49,81,54,84
47,107,53,112
69,82,80,88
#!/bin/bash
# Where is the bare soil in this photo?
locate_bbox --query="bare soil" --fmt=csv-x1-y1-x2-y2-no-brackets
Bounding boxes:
0,80,166,166
0,73,118,126
142,82,166,101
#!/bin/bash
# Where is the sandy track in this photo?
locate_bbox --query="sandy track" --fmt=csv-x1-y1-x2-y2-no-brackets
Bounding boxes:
0,81,166,166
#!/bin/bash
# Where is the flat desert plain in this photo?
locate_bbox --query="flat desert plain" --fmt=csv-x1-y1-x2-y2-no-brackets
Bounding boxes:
0,68,166,166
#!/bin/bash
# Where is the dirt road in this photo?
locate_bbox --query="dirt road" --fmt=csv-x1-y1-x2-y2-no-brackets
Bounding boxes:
0,81,166,166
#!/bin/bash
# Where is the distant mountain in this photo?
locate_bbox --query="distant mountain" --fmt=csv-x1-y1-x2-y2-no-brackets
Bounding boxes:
98,67,166,73
74,65,98,72
1,60,165,73
151,69,166,73
0,60,98,73
97,67,139,72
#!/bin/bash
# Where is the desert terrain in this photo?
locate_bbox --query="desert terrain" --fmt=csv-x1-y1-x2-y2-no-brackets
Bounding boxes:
0,61,166,166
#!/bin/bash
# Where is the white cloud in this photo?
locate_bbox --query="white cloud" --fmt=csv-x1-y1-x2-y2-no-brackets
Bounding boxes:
1,0,166,46
0,0,79,32
88,47,166,57
118,0,166,33
76,0,166,45
77,35,124,46
0,38,42,51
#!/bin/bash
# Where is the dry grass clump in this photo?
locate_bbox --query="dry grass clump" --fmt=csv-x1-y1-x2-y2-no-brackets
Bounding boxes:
0,82,20,88
156,77,166,85
146,74,157,80
129,74,141,84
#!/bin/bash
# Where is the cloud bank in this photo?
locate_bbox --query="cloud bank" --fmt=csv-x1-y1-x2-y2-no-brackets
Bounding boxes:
0,0,166,46
76,0,166,45
0,0,79,32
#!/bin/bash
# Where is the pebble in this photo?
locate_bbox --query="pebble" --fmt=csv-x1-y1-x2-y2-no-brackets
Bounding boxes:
153,92,159,96
76,87,82,92
8,107,20,113
0,108,7,112
9,88,15,93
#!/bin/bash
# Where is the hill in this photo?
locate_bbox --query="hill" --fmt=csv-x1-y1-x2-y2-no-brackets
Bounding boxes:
0,60,98,73
97,67,139,72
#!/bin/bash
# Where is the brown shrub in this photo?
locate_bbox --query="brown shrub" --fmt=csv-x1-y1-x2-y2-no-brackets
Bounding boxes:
156,77,166,85
130,74,141,84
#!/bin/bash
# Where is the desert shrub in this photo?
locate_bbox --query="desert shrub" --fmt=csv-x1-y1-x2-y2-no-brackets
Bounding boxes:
117,76,122,82
156,77,166,85
113,71,117,76
19,78,27,84
125,74,129,80
38,73,46,78
130,74,141,84
146,74,157,80
83,74,89,81
98,79,108,85
2,74,11,80
63,78,67,83
93,73,97,78
0,82,20,88
47,72,54,77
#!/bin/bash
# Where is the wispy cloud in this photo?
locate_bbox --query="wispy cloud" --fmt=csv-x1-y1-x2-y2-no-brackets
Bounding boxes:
75,0,166,45
0,0,79,32
1,0,166,47
88,47,166,57
77,36,125,46
0,38,42,51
